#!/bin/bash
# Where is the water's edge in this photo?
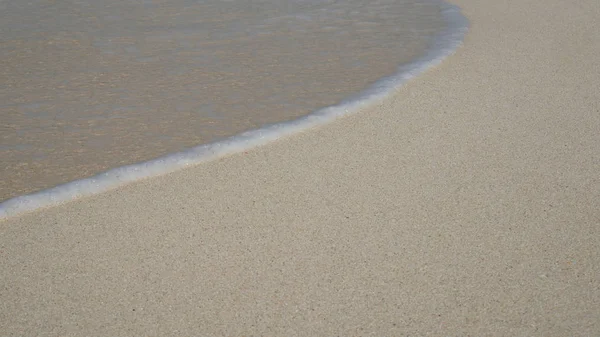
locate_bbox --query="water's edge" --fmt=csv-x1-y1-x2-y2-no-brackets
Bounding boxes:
0,1,468,219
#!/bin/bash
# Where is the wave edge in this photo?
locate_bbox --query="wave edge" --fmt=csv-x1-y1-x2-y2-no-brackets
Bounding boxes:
0,0,468,220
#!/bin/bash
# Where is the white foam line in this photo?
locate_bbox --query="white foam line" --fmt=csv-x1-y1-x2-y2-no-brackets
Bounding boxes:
0,0,468,220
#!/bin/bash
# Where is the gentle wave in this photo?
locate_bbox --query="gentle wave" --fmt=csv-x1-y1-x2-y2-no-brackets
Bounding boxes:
0,1,468,219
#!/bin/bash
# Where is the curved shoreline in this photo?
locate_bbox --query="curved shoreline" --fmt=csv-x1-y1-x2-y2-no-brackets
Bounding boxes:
0,1,468,219
3,0,600,334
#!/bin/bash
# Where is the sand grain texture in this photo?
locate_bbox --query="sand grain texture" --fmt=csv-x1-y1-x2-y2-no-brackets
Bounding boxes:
1,0,599,335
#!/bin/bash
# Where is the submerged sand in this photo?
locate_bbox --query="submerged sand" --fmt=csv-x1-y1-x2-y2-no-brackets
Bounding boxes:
1,0,599,335
0,0,443,201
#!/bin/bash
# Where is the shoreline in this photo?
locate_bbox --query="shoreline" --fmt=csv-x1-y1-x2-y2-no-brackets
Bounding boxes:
2,0,599,335
0,0,468,219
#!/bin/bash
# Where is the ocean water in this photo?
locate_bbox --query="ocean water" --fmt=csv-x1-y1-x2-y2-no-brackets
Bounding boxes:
0,0,467,217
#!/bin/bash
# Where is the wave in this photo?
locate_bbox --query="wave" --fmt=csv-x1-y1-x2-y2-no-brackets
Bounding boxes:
0,0,468,219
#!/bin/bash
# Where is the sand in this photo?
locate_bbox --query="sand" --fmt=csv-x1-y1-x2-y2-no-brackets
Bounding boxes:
1,0,599,335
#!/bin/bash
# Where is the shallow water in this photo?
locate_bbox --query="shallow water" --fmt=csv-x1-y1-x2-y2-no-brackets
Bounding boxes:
0,0,446,201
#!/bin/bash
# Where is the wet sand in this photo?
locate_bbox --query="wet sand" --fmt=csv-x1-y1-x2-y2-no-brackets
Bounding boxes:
0,0,443,201
1,0,599,335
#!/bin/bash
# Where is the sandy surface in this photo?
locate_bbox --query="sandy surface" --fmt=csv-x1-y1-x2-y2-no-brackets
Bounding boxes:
1,0,599,335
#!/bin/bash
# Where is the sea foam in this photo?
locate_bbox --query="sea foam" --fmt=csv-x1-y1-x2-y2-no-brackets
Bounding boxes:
0,1,468,219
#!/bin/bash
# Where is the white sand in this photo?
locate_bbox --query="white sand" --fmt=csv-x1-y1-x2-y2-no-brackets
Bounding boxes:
1,0,599,335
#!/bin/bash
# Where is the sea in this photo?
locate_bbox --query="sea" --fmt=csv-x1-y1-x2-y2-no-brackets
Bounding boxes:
0,0,467,216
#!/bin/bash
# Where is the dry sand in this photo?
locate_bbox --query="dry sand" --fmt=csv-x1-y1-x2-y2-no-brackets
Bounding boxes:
1,0,599,335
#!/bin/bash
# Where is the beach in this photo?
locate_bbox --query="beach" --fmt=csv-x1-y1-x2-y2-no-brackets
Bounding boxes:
1,0,599,335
